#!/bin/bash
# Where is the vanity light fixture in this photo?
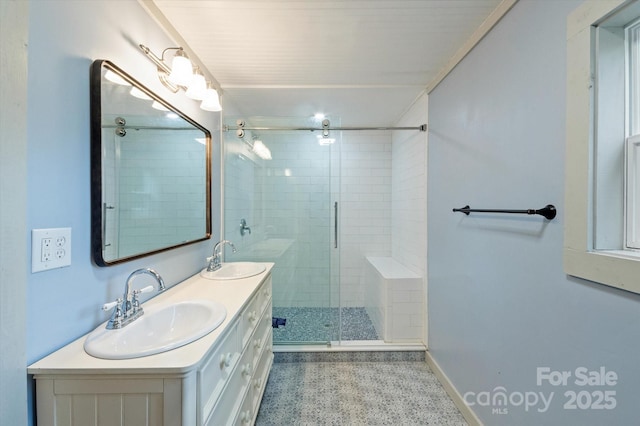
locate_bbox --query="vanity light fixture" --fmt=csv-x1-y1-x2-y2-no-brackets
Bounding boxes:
200,82,222,112
185,66,207,100
139,44,222,112
166,48,193,87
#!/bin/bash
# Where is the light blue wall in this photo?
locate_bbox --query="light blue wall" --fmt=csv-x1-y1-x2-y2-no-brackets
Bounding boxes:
428,0,640,424
26,0,220,422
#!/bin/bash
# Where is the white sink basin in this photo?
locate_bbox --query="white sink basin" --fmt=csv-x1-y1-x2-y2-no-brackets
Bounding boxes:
200,262,266,280
84,300,227,360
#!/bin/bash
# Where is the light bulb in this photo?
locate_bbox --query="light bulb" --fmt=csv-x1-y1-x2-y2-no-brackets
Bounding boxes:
185,68,207,100
168,49,193,87
201,84,222,111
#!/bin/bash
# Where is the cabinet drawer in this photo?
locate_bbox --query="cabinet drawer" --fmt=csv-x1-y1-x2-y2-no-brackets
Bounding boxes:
252,329,273,412
241,277,272,350
255,276,272,316
198,322,239,423
240,296,259,350
206,338,254,426
251,299,272,368
235,390,255,426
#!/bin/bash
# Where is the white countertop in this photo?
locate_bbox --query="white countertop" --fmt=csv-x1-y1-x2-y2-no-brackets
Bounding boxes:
28,263,274,376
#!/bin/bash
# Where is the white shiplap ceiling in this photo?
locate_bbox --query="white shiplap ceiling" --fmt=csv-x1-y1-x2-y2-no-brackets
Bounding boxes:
150,0,507,126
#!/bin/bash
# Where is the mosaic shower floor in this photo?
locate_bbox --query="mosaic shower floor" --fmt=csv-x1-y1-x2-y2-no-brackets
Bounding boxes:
256,359,468,425
272,307,379,342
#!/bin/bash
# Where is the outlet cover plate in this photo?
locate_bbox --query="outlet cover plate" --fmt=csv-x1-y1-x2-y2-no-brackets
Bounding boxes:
32,228,71,273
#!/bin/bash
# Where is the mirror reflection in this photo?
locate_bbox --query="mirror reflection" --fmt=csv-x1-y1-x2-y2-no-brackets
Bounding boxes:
91,60,211,266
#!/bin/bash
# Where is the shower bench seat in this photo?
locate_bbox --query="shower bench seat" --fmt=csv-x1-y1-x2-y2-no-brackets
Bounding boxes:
365,256,424,343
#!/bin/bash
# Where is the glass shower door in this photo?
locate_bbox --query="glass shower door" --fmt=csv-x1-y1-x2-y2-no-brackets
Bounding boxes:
223,120,339,345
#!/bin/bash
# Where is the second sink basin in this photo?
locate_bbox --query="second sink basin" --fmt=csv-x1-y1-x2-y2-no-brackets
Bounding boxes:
200,262,266,280
84,299,227,360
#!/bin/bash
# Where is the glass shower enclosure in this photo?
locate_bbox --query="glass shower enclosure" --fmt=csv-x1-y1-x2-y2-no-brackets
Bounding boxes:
223,117,339,345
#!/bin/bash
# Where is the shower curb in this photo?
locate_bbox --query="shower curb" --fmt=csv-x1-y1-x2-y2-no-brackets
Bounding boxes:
273,350,425,363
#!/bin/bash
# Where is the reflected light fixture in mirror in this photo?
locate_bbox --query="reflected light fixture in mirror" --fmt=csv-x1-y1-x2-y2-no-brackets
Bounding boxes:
130,86,152,101
252,140,272,160
105,70,131,86
317,135,336,146
152,100,169,111
139,44,222,112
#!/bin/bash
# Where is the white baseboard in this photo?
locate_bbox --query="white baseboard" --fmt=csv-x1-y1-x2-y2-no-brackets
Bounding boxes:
425,351,483,426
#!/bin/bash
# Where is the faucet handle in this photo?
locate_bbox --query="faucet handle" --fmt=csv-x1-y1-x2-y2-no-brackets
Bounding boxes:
133,285,154,296
102,298,123,311
131,285,154,312
103,297,125,329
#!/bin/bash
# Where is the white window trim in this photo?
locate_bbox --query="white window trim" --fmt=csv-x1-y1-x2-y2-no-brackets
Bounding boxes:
565,0,640,294
627,135,640,248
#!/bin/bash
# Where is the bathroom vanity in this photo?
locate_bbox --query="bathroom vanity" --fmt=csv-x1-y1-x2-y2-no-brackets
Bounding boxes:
28,264,274,426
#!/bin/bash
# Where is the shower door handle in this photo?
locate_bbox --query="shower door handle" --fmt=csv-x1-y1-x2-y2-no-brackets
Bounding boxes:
334,202,338,249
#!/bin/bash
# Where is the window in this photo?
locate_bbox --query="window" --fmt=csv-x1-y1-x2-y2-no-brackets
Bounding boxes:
626,19,640,249
565,0,640,294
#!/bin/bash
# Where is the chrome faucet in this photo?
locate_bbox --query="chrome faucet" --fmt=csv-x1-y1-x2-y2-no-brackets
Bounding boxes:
103,268,166,329
207,240,237,272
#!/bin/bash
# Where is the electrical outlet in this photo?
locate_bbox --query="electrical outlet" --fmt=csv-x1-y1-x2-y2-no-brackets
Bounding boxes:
32,228,72,273
41,238,52,262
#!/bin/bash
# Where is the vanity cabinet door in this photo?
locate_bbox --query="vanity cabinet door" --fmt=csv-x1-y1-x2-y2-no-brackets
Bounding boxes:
33,377,182,426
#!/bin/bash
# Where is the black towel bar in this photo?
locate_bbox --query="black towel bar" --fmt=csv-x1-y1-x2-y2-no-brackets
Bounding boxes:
453,204,556,220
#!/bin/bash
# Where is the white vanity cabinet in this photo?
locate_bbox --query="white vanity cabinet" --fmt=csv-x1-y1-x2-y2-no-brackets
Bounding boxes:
202,278,273,425
28,267,274,426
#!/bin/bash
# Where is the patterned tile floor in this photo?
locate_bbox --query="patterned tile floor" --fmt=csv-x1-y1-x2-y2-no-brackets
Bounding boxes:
272,307,379,343
256,360,468,425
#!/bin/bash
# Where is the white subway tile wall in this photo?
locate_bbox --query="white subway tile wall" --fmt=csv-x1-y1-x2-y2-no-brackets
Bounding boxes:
391,119,427,275
339,132,393,307
391,94,428,343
